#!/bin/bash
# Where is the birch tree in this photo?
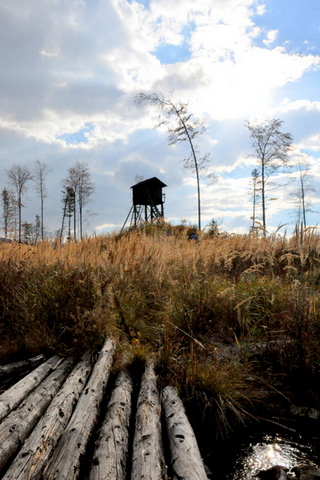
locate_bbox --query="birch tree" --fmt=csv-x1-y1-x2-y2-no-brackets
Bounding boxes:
61,161,95,240
135,92,210,231
33,160,52,240
246,118,293,234
292,155,315,238
6,164,33,243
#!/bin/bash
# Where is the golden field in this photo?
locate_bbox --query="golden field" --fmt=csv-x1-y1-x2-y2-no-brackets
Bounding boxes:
1,227,320,436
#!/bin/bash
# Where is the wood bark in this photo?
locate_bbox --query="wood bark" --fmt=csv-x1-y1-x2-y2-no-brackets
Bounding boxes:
0,357,74,475
131,361,167,480
2,355,92,480
0,356,63,423
89,370,133,480
162,386,208,480
43,338,116,480
0,355,46,386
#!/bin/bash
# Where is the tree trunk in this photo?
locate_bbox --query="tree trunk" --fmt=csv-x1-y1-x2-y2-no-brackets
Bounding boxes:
41,194,44,239
261,159,266,234
131,361,167,480
0,358,74,475
0,356,63,422
89,370,133,480
18,192,22,243
43,338,116,480
2,355,93,480
0,354,45,386
162,386,208,480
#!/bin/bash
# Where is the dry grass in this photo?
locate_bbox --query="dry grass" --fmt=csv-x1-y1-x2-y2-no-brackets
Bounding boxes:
1,228,320,434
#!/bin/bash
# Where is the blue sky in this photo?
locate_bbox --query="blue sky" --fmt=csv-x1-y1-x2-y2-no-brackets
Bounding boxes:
254,0,320,54
0,0,320,236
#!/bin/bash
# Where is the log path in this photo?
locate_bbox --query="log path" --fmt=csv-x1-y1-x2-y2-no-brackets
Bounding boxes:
0,339,209,480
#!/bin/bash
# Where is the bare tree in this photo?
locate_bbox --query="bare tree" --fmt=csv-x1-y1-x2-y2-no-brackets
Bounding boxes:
77,163,95,239
292,155,315,238
135,92,210,231
246,118,293,234
6,164,33,243
33,160,52,240
61,161,95,240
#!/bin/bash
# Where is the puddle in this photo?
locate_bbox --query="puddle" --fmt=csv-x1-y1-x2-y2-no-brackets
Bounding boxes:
226,432,320,480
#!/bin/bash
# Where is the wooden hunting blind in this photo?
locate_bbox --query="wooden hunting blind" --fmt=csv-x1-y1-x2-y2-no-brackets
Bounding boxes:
122,177,167,230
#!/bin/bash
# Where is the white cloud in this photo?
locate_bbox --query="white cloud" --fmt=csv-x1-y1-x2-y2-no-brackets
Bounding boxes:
279,99,320,113
263,29,278,46
256,4,266,15
298,134,320,152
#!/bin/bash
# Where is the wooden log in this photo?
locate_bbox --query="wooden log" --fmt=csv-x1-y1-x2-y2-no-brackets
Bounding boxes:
0,357,74,475
0,355,63,423
162,386,208,480
2,355,93,480
89,370,133,480
131,361,167,480
0,354,46,385
43,338,116,480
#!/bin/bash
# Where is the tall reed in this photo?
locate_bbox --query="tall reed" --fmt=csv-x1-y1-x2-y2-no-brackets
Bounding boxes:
1,229,320,431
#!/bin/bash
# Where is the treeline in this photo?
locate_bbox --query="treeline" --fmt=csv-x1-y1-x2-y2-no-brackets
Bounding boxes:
1,112,316,244
1,160,94,243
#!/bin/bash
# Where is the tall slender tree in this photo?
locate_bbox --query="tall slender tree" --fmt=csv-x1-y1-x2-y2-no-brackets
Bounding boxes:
135,92,210,231
246,118,293,234
61,161,95,240
292,155,315,237
33,160,52,240
250,168,261,231
60,186,75,243
34,214,41,243
6,164,33,243
1,188,15,240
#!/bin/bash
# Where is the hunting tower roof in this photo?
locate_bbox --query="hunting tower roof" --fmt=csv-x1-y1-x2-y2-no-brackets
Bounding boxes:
131,177,167,189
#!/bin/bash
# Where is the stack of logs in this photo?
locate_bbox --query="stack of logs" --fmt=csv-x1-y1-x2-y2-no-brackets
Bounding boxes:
0,338,209,480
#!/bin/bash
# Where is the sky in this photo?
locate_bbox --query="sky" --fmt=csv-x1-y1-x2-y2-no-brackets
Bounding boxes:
0,0,320,237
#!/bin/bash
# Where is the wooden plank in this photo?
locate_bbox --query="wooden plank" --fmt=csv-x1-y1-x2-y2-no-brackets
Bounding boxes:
0,355,46,385
131,361,167,480
0,355,63,422
2,355,92,480
0,357,74,475
43,338,116,480
162,386,208,480
89,370,133,480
